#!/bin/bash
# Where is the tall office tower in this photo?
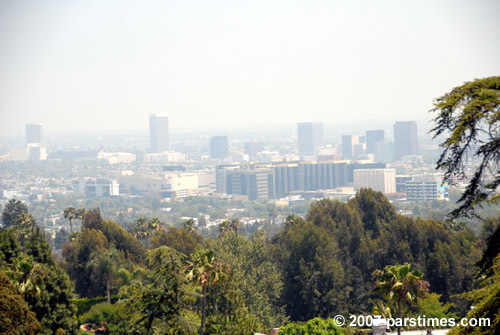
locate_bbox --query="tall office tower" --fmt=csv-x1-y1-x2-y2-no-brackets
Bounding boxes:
373,140,394,163
352,143,364,159
394,121,418,160
244,141,264,160
297,122,324,158
210,136,229,159
25,123,47,160
26,123,45,147
341,134,359,160
365,130,385,154
149,114,169,153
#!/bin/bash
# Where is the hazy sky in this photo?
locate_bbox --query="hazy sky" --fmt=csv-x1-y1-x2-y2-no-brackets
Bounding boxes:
1,0,499,137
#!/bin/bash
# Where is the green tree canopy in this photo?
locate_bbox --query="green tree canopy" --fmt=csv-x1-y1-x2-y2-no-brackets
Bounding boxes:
431,76,500,218
1,199,28,228
374,264,428,335
0,272,42,335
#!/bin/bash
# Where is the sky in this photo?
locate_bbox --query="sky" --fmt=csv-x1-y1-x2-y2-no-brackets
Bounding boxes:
0,0,499,137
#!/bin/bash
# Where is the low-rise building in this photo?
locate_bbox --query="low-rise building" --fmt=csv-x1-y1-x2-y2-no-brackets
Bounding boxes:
73,178,120,197
405,181,449,202
354,168,396,194
119,172,198,199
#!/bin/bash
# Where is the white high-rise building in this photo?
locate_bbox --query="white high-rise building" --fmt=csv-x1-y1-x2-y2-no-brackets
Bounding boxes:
26,123,46,160
149,114,169,153
297,122,324,158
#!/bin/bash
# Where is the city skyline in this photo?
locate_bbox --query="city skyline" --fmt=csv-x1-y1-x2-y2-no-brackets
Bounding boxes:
1,1,500,137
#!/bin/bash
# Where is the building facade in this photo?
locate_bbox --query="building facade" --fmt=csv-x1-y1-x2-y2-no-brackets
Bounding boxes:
341,134,359,160
26,123,46,160
244,141,264,160
297,122,324,158
26,123,45,147
365,130,385,154
210,136,229,159
149,114,169,153
405,181,449,202
353,168,396,194
394,121,418,160
73,179,120,197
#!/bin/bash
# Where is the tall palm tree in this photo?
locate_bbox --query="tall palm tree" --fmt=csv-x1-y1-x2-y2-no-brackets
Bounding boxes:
183,218,196,233
148,217,164,233
63,207,77,234
186,250,227,335
229,219,241,234
219,220,231,235
268,205,278,225
374,263,427,335
76,208,86,232
86,249,119,303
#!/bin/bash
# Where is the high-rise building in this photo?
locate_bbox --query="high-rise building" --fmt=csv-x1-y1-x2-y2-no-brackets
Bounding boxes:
365,130,385,154
26,123,45,147
341,134,359,160
244,141,264,160
149,114,169,153
297,122,324,158
394,121,418,160
25,123,46,160
373,140,394,163
210,136,229,159
353,143,365,160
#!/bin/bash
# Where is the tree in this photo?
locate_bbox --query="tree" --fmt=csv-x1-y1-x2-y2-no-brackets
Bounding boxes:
83,208,103,230
183,218,196,233
449,255,500,335
278,317,342,335
87,248,119,303
24,230,78,334
219,220,231,235
0,229,20,266
211,230,287,333
14,213,37,251
63,207,77,234
119,246,196,335
271,220,347,321
76,208,86,230
229,219,241,234
134,217,164,248
374,264,428,335
151,226,202,256
430,76,500,218
186,250,228,335
54,228,70,250
1,199,28,228
0,272,42,335
5,255,45,297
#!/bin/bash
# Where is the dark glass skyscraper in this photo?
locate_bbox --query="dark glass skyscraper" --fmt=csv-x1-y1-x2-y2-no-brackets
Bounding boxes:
149,114,169,153
297,122,324,158
393,121,418,160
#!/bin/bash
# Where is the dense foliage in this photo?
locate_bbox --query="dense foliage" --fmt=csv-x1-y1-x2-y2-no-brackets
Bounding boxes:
1,190,499,334
431,76,500,218
272,189,480,320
